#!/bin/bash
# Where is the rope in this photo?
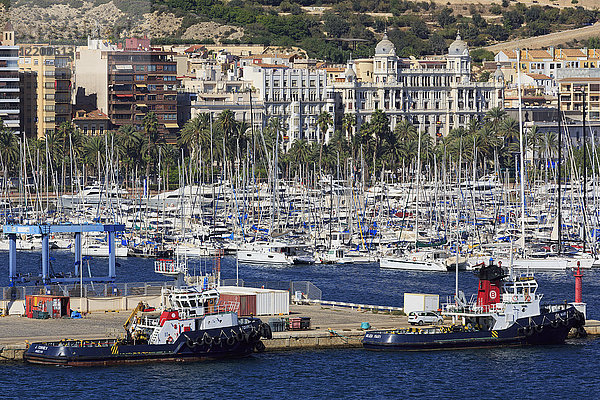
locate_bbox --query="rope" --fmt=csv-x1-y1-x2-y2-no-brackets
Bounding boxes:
327,328,349,344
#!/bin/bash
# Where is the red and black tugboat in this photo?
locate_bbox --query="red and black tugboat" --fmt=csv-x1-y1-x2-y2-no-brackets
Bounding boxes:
363,260,586,350
24,258,272,366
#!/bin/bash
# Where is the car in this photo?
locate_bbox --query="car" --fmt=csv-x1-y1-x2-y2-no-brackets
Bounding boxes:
408,311,444,326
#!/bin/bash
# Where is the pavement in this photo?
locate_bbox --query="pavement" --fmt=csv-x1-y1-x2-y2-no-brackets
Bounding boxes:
0,305,414,347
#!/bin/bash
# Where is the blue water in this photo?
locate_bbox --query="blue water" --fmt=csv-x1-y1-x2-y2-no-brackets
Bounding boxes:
1,251,600,398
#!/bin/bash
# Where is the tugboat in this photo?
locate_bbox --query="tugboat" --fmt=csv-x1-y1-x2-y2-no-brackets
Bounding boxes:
24,258,272,366
362,260,586,350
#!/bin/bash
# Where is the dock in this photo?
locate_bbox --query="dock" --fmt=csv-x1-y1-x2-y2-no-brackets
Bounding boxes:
0,303,410,362
1,301,598,362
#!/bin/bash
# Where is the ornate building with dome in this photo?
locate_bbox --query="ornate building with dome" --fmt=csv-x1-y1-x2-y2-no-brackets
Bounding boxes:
332,33,504,138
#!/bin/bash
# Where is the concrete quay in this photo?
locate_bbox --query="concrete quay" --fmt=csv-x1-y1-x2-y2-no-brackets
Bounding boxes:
1,303,597,362
0,303,408,362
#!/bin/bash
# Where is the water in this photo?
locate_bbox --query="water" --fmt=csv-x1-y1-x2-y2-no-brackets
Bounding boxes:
1,252,600,398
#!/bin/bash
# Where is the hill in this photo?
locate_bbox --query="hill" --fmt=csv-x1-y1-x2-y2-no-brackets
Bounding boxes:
1,0,600,61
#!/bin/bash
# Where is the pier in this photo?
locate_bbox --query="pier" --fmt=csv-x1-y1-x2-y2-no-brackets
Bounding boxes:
0,299,597,362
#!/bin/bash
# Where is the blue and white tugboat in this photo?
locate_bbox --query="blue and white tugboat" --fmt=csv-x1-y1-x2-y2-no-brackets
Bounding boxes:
362,260,586,350
24,258,272,366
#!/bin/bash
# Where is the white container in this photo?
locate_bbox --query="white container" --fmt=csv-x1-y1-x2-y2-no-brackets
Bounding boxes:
403,293,439,314
218,286,289,316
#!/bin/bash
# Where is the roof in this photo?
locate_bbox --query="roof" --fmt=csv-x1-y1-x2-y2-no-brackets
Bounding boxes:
526,73,552,80
73,109,110,121
254,63,289,69
4,21,13,32
525,50,551,59
560,49,585,58
184,45,207,53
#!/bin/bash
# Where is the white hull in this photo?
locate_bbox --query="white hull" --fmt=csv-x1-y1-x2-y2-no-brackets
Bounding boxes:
494,257,594,271
380,256,447,271
237,250,293,265
70,245,128,257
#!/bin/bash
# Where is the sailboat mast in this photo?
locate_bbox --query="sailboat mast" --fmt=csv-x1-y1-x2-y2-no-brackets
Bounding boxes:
582,87,587,254
557,93,562,255
517,49,526,249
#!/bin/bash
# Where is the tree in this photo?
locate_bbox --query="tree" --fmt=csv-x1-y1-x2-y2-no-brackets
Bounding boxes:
317,111,333,171
142,112,163,184
179,113,210,163
0,122,19,174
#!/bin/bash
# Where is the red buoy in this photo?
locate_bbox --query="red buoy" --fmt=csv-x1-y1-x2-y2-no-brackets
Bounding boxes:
574,261,583,303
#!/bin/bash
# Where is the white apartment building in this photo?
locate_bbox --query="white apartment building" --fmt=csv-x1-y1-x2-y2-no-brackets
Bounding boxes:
243,64,336,148
334,33,504,138
0,22,20,133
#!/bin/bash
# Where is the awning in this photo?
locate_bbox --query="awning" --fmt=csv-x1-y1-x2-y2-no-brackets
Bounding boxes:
135,84,147,88
136,103,148,107
164,123,179,129
115,94,133,98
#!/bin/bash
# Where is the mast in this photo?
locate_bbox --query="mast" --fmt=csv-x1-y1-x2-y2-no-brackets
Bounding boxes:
516,49,526,250
415,129,421,249
557,92,562,255
582,86,587,254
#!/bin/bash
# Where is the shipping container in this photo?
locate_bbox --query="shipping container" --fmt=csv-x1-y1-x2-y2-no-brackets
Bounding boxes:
403,293,439,314
25,295,70,319
219,286,290,316
218,293,257,316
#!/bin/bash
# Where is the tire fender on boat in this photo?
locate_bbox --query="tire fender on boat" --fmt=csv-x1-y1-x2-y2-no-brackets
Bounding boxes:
213,336,222,346
204,334,213,346
226,336,236,346
254,341,266,353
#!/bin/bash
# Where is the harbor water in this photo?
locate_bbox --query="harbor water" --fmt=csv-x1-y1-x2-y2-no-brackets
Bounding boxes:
1,251,600,398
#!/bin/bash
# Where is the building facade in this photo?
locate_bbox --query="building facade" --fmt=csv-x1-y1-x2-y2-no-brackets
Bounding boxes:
243,64,336,147
0,23,20,133
18,44,74,138
75,38,180,142
335,34,504,138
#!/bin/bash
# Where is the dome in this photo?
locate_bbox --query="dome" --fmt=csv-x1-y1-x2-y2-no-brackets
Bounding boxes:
494,63,504,82
448,32,468,56
375,33,396,56
345,64,356,78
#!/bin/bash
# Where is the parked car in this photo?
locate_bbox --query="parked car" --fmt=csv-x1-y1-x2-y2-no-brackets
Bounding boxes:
408,311,444,326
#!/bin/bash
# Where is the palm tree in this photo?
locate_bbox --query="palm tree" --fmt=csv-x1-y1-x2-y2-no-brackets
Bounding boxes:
142,112,163,183
342,113,356,140
317,111,333,171
485,106,507,134
179,113,210,162
83,135,105,174
117,125,144,173
288,139,311,171
0,123,19,174
218,109,236,142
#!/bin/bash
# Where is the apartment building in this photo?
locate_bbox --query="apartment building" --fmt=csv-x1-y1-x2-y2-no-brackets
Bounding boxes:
0,22,20,133
18,44,74,138
75,38,180,142
243,64,335,148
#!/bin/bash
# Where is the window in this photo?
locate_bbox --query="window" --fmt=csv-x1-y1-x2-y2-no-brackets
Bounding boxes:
44,105,54,112
164,65,176,72
135,65,145,71
135,75,145,81
164,76,176,81
147,65,156,71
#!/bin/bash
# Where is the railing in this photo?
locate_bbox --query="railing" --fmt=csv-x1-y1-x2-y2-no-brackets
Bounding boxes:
220,279,322,301
0,281,170,300
154,258,188,275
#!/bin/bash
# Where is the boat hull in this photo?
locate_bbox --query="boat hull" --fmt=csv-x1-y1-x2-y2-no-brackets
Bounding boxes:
24,319,266,366
363,306,584,351
380,257,447,272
